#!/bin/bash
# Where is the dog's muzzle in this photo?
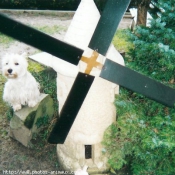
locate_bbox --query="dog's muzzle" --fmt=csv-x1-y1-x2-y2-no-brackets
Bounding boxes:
8,69,13,74
5,69,17,79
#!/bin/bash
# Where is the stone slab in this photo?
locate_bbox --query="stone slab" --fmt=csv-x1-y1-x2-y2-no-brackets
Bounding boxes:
9,93,54,147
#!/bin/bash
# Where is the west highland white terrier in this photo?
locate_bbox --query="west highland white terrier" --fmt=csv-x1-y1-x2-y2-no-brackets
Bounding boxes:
2,53,40,111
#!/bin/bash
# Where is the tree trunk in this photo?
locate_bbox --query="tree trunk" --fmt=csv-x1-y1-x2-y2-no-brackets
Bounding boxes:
137,0,151,26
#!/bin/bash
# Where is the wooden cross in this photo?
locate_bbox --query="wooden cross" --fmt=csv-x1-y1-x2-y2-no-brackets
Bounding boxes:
81,51,103,74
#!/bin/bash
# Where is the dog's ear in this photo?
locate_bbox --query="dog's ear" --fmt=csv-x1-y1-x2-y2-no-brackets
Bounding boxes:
21,52,27,58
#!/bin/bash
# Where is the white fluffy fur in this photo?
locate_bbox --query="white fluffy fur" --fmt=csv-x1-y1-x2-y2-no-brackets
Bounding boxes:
74,166,89,175
2,53,40,111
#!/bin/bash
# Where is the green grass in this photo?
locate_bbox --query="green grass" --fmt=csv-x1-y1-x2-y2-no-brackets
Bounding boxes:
0,24,66,46
28,59,45,72
0,75,8,116
34,25,66,35
0,75,9,139
112,29,133,53
0,32,14,45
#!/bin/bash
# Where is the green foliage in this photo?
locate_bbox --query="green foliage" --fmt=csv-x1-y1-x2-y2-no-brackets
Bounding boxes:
104,88,175,174
103,0,175,174
0,75,8,117
34,25,66,35
0,32,14,45
31,114,50,150
35,114,49,128
126,0,175,84
155,1,175,29
5,107,13,121
31,67,58,112
28,66,58,156
24,111,36,129
112,29,133,53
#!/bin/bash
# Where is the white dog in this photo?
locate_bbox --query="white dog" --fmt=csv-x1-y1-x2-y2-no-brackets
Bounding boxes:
2,53,40,111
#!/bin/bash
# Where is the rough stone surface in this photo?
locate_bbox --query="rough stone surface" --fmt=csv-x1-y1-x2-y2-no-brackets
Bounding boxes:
9,93,54,147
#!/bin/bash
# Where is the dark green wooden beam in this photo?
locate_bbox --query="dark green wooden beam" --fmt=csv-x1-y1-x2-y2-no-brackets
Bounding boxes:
89,0,131,56
48,73,94,144
100,59,175,107
0,13,83,65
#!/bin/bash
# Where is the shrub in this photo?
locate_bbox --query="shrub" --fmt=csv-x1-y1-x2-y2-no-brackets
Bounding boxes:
103,0,175,174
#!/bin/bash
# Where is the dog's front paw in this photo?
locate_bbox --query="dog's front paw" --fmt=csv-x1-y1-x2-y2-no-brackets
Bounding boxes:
13,104,22,111
28,101,37,108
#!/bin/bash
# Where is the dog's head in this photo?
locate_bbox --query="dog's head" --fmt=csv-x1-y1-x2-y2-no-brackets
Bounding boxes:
2,53,28,79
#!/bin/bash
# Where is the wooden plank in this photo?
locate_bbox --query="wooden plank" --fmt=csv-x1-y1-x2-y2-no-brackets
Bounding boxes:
88,0,130,56
48,72,94,144
100,59,175,107
0,13,83,65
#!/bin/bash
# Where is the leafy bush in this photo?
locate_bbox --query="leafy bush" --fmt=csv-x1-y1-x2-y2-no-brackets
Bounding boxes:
103,0,175,174
29,65,58,152
31,67,58,112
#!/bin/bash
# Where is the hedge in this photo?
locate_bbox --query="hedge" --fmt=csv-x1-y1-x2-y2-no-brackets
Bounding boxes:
0,0,107,11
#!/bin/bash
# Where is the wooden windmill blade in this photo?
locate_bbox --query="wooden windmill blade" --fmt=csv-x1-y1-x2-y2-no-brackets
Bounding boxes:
48,73,95,144
0,13,83,65
89,0,131,55
100,59,175,107
48,0,131,144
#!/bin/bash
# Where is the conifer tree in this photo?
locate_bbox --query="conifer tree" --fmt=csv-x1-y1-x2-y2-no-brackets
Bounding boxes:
103,1,175,174
130,0,151,25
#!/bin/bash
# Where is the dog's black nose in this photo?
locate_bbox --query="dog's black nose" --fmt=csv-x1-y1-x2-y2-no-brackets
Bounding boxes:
8,69,13,74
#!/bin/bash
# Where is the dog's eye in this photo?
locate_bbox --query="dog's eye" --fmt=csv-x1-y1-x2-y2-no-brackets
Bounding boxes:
6,63,8,65
15,63,19,65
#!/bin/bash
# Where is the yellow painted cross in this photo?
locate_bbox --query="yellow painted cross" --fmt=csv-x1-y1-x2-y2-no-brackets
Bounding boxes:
80,51,103,74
